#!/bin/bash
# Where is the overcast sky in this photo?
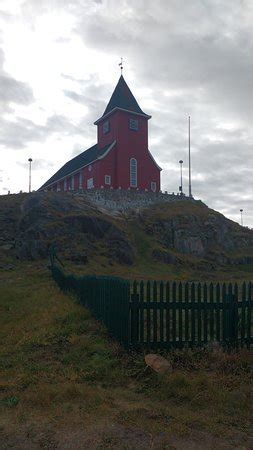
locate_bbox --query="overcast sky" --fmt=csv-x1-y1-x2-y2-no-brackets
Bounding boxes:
0,0,252,226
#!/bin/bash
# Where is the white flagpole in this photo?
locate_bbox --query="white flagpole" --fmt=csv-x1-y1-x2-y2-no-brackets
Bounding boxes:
188,116,192,198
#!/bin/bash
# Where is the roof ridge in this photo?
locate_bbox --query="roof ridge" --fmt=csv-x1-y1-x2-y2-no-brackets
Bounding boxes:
38,142,114,190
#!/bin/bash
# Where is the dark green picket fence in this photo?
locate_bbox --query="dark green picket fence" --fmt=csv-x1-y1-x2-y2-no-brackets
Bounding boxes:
51,266,253,349
51,266,130,346
130,280,252,349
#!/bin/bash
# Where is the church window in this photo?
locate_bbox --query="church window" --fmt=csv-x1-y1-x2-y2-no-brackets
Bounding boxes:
79,172,83,189
71,175,74,190
88,165,92,172
57,182,60,192
129,118,138,131
151,181,157,192
103,121,110,134
130,158,137,187
105,175,111,185
64,178,67,191
87,178,94,189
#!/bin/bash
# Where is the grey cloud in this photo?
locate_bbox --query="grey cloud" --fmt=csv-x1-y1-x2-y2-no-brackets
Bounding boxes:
0,48,34,113
17,158,54,171
0,114,82,149
0,73,34,105
1,0,253,225
75,0,253,125
63,76,110,124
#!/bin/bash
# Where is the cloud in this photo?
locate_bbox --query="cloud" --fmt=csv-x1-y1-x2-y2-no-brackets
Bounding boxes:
0,114,83,149
16,158,54,170
0,0,252,225
0,48,34,113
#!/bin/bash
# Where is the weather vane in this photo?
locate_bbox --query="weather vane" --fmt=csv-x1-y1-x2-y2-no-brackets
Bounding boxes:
119,57,123,74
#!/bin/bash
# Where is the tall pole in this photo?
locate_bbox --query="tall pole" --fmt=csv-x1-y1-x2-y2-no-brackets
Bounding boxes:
240,209,243,226
179,160,183,194
188,116,192,198
28,158,32,193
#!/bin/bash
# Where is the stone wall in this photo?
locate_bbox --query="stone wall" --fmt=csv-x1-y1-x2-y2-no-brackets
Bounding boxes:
73,189,198,213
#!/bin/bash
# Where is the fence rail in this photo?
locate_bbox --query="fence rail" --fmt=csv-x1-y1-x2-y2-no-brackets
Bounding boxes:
51,266,253,349
130,280,252,349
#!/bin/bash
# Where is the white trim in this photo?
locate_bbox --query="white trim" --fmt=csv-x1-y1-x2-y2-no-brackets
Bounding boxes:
97,140,116,160
79,171,83,189
103,120,110,134
130,158,137,187
129,118,139,130
39,141,116,191
87,178,94,189
151,181,157,192
94,108,151,125
104,175,111,185
71,175,75,190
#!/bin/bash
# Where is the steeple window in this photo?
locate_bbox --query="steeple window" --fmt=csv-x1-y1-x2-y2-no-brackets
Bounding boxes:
103,120,110,134
129,118,138,131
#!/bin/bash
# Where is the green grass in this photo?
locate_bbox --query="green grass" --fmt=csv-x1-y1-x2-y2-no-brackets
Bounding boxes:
0,264,253,449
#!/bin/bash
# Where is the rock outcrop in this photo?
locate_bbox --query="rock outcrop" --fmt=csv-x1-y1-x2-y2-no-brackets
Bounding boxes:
0,191,252,273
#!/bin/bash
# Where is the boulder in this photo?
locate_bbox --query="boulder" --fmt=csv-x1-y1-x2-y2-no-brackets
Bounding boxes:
145,354,172,374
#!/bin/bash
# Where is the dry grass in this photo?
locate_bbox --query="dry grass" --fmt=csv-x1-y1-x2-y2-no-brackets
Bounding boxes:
0,263,252,449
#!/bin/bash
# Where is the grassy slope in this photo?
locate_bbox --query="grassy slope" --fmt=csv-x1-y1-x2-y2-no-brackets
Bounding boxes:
1,192,253,281
1,264,252,449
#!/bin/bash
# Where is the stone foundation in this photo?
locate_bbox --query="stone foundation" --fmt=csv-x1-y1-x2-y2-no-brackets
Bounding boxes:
72,189,198,213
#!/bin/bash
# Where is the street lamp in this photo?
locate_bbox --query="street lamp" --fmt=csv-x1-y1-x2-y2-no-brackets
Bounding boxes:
240,209,243,226
28,158,32,193
179,160,183,194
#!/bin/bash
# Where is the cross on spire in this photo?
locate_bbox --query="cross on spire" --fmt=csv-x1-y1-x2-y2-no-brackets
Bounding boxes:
119,57,123,74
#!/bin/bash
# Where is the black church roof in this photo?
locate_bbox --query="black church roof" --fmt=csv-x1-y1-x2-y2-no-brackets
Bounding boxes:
95,75,150,123
39,142,113,190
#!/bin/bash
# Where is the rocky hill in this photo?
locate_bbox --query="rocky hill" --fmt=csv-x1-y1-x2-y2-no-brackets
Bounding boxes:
0,190,253,280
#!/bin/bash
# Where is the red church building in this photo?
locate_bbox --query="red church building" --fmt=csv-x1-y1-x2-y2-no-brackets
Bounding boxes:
39,75,161,192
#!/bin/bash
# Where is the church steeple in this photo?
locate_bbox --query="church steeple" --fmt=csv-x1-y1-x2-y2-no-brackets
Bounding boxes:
94,75,151,125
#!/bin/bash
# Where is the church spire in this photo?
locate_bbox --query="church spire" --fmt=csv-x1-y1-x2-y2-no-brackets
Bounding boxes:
94,75,151,125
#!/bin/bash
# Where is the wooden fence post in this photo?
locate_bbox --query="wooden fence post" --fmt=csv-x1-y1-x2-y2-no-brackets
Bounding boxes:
131,281,140,345
229,285,238,345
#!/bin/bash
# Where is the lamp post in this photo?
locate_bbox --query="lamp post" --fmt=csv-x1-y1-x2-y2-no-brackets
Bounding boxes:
240,209,243,226
179,159,183,194
28,158,32,193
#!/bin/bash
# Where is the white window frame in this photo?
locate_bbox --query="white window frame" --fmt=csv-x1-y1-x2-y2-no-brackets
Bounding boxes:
103,120,110,134
129,118,138,131
130,158,137,187
151,181,157,192
104,175,111,185
79,171,83,189
71,175,75,191
87,177,94,189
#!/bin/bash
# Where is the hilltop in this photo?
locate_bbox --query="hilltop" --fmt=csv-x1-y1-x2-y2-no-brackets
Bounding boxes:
1,191,252,448
0,190,253,280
